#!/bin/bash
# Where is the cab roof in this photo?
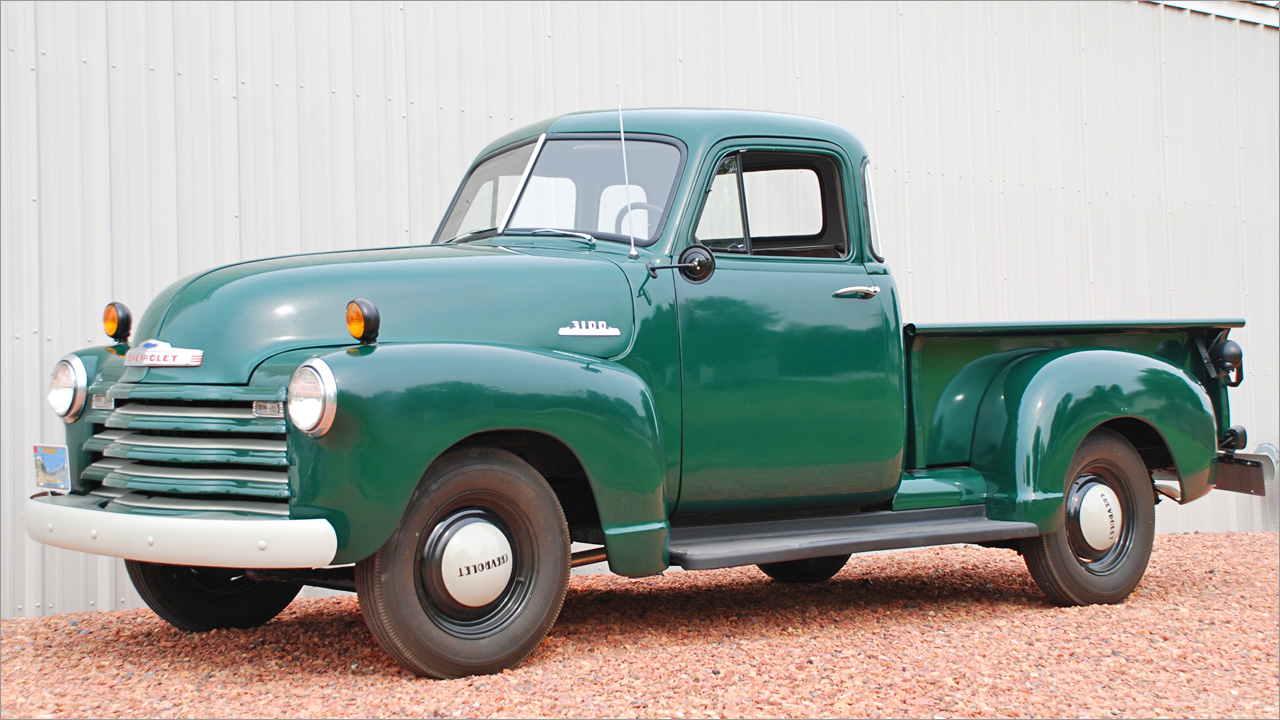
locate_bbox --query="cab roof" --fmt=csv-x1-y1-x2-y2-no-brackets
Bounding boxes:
475,108,869,167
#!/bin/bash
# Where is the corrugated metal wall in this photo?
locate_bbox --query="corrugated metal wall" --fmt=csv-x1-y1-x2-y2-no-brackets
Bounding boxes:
2,0,1276,619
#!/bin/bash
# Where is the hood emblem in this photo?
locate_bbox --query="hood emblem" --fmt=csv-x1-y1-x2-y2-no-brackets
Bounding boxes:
123,340,204,368
558,321,621,337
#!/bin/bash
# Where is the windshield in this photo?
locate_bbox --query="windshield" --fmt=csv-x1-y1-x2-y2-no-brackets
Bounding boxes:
435,137,683,246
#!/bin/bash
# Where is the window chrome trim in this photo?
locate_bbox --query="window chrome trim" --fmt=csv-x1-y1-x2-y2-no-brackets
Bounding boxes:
497,133,547,234
862,158,885,263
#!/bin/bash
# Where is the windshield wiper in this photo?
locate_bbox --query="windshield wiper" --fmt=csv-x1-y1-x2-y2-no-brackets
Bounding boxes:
442,227,498,244
506,228,597,246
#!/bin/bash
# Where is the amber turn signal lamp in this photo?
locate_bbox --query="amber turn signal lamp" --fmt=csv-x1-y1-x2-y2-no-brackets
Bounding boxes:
103,302,132,343
346,298,380,344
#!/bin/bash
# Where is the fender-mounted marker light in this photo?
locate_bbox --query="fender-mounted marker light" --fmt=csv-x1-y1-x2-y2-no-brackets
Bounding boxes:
346,298,380,344
103,302,132,343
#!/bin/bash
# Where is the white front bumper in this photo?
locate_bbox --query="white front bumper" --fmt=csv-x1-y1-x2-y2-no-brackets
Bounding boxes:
26,492,338,569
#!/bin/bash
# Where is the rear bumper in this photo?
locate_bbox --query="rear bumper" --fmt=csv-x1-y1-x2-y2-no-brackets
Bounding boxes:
26,491,338,569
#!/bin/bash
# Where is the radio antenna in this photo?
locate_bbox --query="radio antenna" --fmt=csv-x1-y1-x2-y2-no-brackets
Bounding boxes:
617,87,639,259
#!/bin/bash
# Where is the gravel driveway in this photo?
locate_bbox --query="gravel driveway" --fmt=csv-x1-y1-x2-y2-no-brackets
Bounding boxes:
3,531,1276,719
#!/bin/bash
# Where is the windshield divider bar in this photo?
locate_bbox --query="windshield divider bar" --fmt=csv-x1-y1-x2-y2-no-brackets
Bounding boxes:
497,133,547,234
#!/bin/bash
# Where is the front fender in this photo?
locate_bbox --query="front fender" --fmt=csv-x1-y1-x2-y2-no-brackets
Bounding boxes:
971,349,1217,532
287,343,668,575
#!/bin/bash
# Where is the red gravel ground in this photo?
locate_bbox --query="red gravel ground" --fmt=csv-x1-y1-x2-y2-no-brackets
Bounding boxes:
2,531,1276,719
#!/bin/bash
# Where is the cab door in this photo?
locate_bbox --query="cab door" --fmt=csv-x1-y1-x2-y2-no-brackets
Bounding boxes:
673,144,906,517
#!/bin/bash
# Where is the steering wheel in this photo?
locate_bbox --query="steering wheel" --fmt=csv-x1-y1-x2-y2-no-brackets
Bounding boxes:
614,202,664,235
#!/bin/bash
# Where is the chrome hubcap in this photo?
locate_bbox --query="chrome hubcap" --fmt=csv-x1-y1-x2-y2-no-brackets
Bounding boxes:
439,519,514,608
420,509,516,620
1075,483,1121,552
1065,471,1133,571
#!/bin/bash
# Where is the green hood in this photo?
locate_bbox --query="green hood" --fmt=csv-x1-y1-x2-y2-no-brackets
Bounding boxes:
122,244,636,385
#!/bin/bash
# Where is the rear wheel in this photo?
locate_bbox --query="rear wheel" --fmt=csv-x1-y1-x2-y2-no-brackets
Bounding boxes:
355,448,570,678
1022,429,1155,605
758,553,851,583
125,560,301,631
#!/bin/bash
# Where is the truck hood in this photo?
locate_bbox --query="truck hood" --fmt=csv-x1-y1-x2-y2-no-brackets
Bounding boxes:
123,244,636,385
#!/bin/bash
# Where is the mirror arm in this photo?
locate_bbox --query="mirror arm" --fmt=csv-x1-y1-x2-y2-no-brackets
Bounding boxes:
646,261,699,279
649,244,716,283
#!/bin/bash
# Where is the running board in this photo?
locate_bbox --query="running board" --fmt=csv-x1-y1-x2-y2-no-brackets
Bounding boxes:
668,505,1040,571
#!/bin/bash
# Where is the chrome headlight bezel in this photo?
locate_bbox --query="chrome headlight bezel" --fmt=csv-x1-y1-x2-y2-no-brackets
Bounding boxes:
287,358,337,438
48,354,88,423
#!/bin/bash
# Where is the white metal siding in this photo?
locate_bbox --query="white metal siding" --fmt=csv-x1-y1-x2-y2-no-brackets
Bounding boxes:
2,0,1276,619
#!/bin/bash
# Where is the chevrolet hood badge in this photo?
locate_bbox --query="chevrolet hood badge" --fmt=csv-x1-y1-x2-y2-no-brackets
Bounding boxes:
123,340,204,368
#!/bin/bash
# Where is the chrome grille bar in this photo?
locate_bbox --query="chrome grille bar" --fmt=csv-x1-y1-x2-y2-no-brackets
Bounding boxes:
113,405,256,420
108,492,289,517
95,461,288,484
89,430,285,453
80,387,292,502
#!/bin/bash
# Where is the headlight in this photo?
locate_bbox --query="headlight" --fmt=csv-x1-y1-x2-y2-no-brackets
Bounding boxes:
48,355,88,422
287,359,337,437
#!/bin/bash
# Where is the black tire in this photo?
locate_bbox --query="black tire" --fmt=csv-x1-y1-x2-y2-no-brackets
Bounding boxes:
1021,429,1156,605
125,560,301,631
355,448,570,679
757,553,851,583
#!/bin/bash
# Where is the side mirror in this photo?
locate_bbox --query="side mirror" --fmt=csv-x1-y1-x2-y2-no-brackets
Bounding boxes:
646,244,716,284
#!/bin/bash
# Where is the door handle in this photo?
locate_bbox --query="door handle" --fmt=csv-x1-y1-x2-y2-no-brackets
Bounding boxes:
832,285,880,299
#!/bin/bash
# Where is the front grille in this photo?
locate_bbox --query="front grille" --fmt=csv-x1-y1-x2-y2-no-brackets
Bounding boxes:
81,384,290,502
86,487,290,517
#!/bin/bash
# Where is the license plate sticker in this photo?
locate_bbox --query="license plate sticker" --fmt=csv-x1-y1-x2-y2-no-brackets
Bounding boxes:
34,445,71,492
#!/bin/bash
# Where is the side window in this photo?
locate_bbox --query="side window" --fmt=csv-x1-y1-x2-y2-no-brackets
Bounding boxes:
693,150,847,259
694,155,746,252
742,168,823,238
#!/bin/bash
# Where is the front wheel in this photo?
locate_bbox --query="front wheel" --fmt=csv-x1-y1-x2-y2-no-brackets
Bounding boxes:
125,560,301,631
355,448,571,678
1021,429,1156,605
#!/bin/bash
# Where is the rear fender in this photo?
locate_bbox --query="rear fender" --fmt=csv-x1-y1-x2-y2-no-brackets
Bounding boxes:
287,343,668,576
970,349,1217,532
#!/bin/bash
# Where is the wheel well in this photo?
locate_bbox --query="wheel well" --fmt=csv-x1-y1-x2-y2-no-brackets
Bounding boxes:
444,430,603,544
1097,418,1175,473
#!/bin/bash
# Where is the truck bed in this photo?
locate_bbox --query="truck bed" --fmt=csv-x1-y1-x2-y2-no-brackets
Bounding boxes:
902,318,1243,470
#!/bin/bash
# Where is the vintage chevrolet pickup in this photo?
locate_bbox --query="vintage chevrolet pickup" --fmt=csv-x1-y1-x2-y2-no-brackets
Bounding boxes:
28,109,1274,678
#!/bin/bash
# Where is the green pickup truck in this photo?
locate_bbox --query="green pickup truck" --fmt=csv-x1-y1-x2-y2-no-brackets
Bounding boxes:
28,109,1272,679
